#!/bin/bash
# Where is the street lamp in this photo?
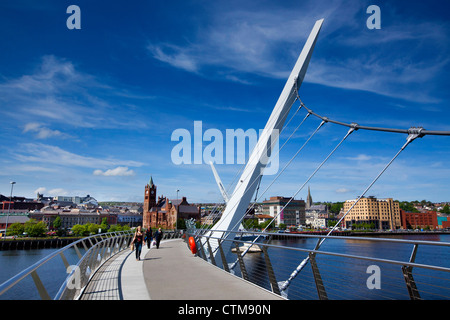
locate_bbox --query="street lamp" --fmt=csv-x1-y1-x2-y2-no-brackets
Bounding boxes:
4,181,16,240
176,189,180,230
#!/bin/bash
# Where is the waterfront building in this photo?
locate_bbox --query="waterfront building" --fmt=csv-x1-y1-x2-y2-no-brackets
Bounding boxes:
142,177,201,230
117,211,142,227
261,196,305,227
0,215,30,232
400,209,438,230
0,195,44,212
52,195,97,206
343,196,401,230
31,207,117,230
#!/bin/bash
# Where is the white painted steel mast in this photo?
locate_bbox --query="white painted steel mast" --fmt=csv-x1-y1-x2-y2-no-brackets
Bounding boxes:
207,19,324,260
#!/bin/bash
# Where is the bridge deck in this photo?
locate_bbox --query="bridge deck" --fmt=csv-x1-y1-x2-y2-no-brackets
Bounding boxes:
80,238,283,300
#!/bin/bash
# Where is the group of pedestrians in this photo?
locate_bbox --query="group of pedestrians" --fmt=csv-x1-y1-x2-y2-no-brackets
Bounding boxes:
131,226,163,261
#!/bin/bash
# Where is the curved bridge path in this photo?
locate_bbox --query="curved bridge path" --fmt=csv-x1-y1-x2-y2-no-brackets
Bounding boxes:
80,238,283,300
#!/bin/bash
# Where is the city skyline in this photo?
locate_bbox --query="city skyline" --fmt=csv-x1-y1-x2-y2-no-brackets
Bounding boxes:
1,1,449,203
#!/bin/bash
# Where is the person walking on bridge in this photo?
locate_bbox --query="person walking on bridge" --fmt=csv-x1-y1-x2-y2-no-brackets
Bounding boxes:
154,228,163,249
132,226,145,260
145,227,153,249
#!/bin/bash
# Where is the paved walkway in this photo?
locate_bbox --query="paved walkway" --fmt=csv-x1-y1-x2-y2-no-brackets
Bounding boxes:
80,238,283,300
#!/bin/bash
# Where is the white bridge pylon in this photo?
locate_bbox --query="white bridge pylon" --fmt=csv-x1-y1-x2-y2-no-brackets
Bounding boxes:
205,19,324,261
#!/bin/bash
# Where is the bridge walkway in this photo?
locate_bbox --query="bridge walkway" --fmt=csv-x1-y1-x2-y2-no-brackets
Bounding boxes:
80,238,284,300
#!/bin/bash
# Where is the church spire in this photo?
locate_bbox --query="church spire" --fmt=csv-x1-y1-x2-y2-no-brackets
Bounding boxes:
149,176,154,187
306,185,313,209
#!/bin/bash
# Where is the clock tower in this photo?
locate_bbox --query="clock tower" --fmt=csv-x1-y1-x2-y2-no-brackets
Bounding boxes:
143,176,157,222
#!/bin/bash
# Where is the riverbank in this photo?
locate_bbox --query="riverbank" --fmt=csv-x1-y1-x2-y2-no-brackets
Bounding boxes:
271,230,450,240
0,237,83,250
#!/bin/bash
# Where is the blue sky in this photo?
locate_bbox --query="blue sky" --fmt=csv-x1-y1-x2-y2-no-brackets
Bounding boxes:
0,0,449,203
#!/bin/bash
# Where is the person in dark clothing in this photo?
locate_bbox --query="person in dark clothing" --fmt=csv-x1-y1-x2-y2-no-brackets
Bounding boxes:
154,228,163,249
133,226,145,260
145,227,153,249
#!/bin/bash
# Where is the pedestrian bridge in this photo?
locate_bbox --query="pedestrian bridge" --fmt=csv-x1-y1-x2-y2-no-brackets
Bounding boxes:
1,230,449,301
80,237,282,300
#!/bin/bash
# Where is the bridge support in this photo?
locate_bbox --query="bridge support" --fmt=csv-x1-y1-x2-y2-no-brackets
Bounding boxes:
206,19,324,266
261,246,281,295
402,244,421,300
309,252,328,300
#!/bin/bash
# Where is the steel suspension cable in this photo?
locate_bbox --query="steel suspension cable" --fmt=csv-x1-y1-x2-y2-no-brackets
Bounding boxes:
279,127,424,292
223,117,326,241
198,98,305,232
231,124,357,267
201,104,311,235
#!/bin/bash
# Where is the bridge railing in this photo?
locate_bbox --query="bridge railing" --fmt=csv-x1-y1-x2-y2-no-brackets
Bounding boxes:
187,229,450,300
0,230,134,300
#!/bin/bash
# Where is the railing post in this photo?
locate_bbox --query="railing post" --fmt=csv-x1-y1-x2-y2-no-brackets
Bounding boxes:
31,270,51,300
218,238,230,273
196,237,208,261
206,238,216,266
309,252,328,300
402,244,421,300
234,242,249,281
261,246,280,295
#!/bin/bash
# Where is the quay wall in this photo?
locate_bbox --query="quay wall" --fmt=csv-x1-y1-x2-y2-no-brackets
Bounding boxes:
271,230,450,240
0,238,82,251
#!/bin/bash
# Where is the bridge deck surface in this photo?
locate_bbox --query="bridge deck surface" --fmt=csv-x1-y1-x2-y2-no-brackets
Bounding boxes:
81,238,283,300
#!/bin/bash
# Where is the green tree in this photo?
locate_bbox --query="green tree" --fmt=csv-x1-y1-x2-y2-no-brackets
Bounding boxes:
399,201,419,213
72,224,87,236
53,216,62,230
24,219,47,237
87,223,101,235
441,204,450,214
329,202,344,214
8,223,24,236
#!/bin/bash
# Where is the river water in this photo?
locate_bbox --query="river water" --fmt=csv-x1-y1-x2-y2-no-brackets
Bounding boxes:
1,234,449,300
0,246,84,300
240,233,450,300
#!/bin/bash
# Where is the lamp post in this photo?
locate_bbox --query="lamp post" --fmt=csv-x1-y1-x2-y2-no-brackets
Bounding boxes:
176,189,179,230
4,181,16,240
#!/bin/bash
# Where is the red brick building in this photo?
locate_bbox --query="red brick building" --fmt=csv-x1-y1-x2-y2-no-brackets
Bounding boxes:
400,209,438,230
142,177,200,230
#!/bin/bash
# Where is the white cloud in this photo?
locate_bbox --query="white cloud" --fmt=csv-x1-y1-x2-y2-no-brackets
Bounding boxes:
23,122,71,139
147,1,449,103
335,188,351,194
0,55,148,130
34,187,46,194
346,154,372,161
48,188,68,196
93,167,136,177
14,143,144,169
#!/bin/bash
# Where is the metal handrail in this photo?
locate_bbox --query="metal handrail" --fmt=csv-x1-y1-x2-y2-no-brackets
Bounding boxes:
188,229,450,300
0,230,134,300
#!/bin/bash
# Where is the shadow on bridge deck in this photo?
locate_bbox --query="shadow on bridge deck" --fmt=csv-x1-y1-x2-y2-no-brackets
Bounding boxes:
81,238,283,300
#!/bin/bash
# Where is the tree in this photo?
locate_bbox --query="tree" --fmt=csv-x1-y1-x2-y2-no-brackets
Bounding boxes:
72,224,88,236
24,219,47,237
399,201,419,213
329,202,344,214
8,223,24,236
441,204,450,214
53,216,62,230
87,223,100,235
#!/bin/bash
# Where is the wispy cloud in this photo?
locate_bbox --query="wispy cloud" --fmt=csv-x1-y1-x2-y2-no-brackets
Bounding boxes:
14,143,144,169
147,0,449,104
23,122,72,139
93,166,136,177
0,55,149,130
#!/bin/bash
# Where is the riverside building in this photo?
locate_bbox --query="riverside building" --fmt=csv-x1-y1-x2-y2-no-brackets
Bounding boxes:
343,196,401,230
